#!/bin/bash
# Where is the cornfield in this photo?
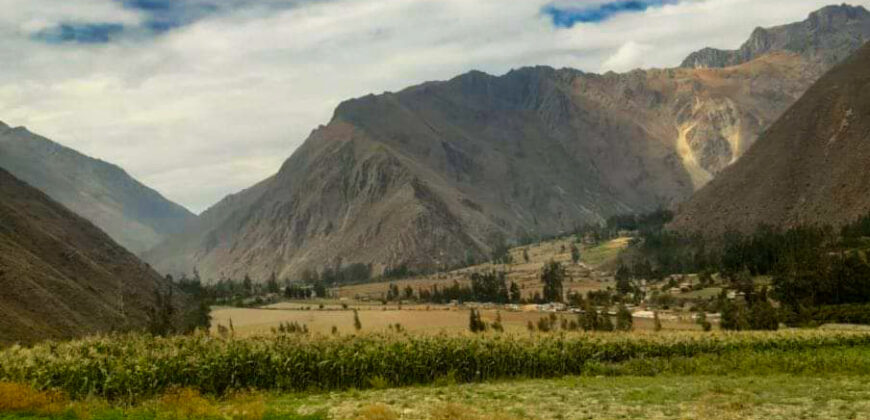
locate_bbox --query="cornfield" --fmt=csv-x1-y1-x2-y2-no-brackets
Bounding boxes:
0,330,868,400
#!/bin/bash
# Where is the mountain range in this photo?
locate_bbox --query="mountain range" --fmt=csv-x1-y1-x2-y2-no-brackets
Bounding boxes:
143,4,870,282
671,40,870,235
0,123,195,254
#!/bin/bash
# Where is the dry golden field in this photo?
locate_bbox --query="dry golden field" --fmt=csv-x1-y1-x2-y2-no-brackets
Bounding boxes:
210,304,700,337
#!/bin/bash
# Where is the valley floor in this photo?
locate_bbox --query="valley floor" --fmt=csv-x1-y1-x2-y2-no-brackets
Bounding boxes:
3,374,870,420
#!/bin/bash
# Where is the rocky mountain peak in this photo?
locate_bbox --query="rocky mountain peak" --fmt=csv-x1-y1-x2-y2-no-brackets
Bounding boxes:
680,3,870,69
808,4,870,29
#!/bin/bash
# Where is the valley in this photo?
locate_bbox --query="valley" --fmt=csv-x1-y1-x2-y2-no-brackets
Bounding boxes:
2,3,870,420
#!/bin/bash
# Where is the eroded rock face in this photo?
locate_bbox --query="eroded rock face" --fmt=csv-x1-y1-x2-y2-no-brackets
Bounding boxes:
671,42,870,235
146,5,870,281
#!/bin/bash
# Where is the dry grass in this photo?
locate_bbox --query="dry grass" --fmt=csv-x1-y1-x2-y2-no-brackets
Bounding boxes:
0,382,68,415
355,404,399,420
157,388,219,419
210,304,700,337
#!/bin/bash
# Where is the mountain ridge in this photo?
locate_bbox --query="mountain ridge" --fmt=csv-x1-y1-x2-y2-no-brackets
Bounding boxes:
146,4,870,282
0,123,196,254
681,4,870,68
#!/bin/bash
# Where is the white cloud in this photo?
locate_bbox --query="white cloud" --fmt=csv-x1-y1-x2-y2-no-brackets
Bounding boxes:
0,0,865,212
601,41,653,72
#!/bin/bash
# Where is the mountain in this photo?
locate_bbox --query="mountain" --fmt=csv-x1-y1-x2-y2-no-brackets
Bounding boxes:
670,42,870,235
0,168,187,345
681,4,870,69
0,124,195,254
146,5,870,282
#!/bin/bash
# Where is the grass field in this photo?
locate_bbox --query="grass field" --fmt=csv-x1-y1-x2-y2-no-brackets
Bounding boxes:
4,374,870,420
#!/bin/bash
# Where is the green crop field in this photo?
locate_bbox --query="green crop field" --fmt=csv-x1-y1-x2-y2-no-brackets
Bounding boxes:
1,329,869,419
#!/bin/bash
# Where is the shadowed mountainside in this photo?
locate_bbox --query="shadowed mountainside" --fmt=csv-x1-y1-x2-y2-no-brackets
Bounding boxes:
0,124,195,254
0,168,189,345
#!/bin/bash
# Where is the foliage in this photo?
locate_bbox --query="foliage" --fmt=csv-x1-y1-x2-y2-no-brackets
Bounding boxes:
782,303,870,326
616,305,633,331
541,261,565,303
353,310,362,331
570,243,581,265
2,331,868,400
468,310,487,333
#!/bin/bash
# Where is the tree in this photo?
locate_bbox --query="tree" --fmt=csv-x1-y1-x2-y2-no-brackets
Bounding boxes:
653,311,662,332
720,299,751,331
148,288,175,336
541,260,565,303
579,300,596,331
696,311,712,332
491,311,504,332
616,277,633,297
600,311,615,332
353,309,362,331
509,281,521,303
570,243,581,265
616,304,633,331
242,274,253,296
469,309,486,333
404,285,415,300
749,297,779,330
266,272,280,294
386,283,400,301
313,281,327,299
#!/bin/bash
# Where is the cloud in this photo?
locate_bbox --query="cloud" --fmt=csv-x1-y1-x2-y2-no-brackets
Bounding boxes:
0,0,864,212
28,0,312,44
543,0,680,26
601,41,653,72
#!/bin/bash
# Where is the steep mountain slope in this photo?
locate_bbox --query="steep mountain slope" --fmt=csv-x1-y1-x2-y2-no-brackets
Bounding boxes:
681,4,870,69
0,168,187,345
0,124,195,254
146,5,870,282
671,42,870,235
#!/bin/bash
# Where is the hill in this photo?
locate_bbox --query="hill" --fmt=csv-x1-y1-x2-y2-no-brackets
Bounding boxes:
0,168,187,345
670,42,870,234
146,5,870,282
0,123,195,254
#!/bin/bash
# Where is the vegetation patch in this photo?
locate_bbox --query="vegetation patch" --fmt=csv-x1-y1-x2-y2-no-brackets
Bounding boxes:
1,330,869,401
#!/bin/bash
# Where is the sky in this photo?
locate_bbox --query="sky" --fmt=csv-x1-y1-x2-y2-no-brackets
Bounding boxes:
0,0,864,213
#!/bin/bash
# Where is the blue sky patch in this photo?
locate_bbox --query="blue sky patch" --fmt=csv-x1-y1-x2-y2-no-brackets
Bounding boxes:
117,0,221,34
544,0,679,27
33,23,125,44
31,0,305,44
